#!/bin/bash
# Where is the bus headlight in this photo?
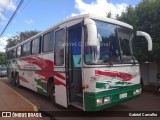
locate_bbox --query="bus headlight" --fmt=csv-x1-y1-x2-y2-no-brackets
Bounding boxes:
96,97,111,105
133,88,142,95
96,98,103,105
104,97,111,104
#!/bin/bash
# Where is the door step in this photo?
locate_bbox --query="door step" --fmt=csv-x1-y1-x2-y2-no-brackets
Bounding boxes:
71,102,83,110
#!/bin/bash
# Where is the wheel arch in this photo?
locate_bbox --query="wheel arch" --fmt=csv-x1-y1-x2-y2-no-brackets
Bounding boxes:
47,76,54,96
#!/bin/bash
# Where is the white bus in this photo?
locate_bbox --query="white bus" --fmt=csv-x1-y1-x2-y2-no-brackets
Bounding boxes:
6,14,152,111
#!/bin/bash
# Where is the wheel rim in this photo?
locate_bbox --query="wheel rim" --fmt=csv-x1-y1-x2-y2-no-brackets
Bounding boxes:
12,76,16,85
51,86,55,102
15,75,19,86
16,76,18,84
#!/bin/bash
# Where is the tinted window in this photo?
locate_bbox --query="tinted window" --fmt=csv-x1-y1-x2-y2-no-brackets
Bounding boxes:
16,46,21,58
54,29,65,66
7,51,13,59
85,20,119,64
32,38,40,54
23,42,31,56
13,49,16,59
6,52,9,60
43,32,54,52
118,27,133,62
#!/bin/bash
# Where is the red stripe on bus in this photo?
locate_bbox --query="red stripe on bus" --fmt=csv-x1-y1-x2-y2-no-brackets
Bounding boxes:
35,71,52,81
35,71,65,82
20,57,54,70
53,72,65,80
95,70,133,81
36,57,53,70
20,57,41,66
20,57,65,81
54,78,66,87
19,76,29,83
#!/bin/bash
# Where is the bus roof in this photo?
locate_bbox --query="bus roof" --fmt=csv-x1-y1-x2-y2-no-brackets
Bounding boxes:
6,14,133,51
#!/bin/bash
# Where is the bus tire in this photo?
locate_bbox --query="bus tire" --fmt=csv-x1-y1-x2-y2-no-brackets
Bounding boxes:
12,73,16,86
15,74,20,88
140,78,144,88
49,83,65,109
49,83,55,104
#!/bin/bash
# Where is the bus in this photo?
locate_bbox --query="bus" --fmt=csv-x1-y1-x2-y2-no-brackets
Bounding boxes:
6,14,152,111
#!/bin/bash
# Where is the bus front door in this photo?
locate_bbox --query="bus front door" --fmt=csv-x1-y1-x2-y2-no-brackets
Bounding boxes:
67,23,83,109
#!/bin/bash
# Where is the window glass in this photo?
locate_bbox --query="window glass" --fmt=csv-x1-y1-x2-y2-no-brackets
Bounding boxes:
16,46,21,58
84,20,135,65
13,49,16,59
32,38,40,54
23,42,31,56
22,44,26,56
54,29,65,66
26,42,31,56
7,51,13,59
85,20,120,64
117,27,133,62
43,32,54,52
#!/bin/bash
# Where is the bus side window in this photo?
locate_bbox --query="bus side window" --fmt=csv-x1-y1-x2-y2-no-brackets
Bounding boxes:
10,51,12,59
54,29,65,66
22,42,31,56
16,46,21,58
32,37,41,54
13,49,16,59
43,32,54,53
22,44,26,56
7,51,12,60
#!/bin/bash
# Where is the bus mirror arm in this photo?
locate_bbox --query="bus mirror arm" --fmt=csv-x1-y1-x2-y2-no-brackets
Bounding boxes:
84,18,97,46
136,31,152,51
129,34,136,65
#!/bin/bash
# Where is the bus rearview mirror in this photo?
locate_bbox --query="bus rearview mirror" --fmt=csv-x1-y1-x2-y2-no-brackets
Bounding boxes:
136,31,152,51
84,18,97,46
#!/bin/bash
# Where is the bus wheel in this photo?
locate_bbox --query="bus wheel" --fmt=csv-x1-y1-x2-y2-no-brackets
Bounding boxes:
140,78,144,88
15,74,20,88
49,83,55,104
12,74,16,86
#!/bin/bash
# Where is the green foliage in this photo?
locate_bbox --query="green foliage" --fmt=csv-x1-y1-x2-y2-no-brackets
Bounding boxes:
0,52,6,65
6,30,39,48
106,11,112,18
119,6,137,29
118,0,160,62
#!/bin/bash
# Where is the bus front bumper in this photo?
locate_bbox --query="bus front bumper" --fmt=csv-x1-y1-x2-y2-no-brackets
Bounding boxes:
84,84,141,111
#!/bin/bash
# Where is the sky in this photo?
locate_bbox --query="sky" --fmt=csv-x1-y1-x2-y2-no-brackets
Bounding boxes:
0,0,141,52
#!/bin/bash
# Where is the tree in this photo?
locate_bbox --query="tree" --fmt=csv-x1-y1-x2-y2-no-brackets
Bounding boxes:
106,11,112,18
118,6,137,28
118,0,160,62
0,52,6,65
6,30,39,48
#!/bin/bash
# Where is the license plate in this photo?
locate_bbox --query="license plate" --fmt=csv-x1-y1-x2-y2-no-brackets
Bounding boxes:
119,93,127,99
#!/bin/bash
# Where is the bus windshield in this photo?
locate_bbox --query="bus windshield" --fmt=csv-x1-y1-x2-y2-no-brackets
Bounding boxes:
84,20,135,65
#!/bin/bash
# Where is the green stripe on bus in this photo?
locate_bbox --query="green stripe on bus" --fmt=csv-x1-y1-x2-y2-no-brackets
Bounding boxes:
35,78,47,96
84,84,141,111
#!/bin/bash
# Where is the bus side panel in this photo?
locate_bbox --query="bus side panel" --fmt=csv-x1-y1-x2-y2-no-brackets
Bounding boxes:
54,71,68,107
18,56,42,91
36,53,54,96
